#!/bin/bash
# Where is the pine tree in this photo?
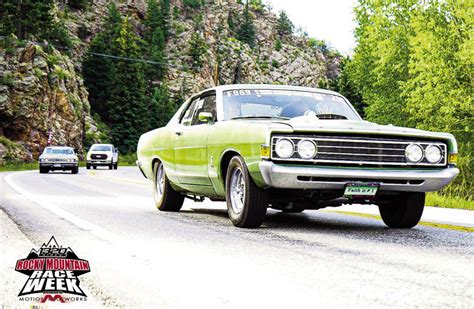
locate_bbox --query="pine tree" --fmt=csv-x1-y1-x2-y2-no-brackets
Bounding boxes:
83,3,122,122
276,10,293,38
237,1,256,48
107,17,149,153
149,84,177,129
0,0,70,46
189,32,207,70
160,0,171,39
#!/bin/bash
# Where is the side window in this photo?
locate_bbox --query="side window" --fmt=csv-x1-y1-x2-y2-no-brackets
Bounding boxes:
180,98,200,126
192,95,217,125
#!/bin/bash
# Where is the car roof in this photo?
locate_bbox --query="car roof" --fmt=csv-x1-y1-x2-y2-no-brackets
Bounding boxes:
91,144,113,147
46,146,73,149
194,84,342,97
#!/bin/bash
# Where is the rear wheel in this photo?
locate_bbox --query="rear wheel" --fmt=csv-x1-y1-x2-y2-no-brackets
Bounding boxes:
114,162,118,170
378,192,425,228
93,165,97,170
86,164,91,170
153,161,184,211
226,156,268,228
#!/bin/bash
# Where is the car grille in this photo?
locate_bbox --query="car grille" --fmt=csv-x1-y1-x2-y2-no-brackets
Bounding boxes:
47,158,68,162
271,135,447,167
91,154,108,160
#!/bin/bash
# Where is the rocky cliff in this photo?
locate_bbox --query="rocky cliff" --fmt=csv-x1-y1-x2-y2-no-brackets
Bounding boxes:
0,42,97,163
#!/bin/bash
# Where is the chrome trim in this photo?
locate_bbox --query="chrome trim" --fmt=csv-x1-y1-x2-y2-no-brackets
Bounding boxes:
274,138,295,159
271,136,447,167
259,161,459,192
405,143,424,163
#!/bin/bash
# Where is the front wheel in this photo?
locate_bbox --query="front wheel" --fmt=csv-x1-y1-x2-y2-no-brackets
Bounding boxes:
39,166,48,174
71,166,79,174
378,192,425,228
114,162,118,170
153,161,184,211
226,156,268,228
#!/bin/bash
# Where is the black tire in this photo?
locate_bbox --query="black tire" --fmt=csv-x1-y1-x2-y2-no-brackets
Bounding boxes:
225,156,268,228
86,164,91,170
93,165,97,170
39,166,48,174
114,162,118,170
153,161,184,211
271,202,305,213
109,162,113,170
71,166,79,174
378,192,425,228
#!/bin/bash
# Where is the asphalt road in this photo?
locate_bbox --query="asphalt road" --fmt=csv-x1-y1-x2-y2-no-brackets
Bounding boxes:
1,167,472,308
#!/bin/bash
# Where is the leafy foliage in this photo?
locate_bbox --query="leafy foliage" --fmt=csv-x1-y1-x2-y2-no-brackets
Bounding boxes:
347,0,473,199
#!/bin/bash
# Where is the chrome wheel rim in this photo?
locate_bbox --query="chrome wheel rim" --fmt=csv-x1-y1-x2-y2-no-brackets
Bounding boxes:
155,164,165,203
230,168,245,214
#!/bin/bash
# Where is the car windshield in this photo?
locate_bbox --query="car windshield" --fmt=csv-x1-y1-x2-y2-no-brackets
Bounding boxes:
91,145,112,151
45,148,74,155
223,89,360,121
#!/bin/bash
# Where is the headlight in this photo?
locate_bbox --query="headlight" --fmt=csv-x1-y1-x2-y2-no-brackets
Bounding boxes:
275,138,294,159
297,139,317,159
425,145,442,163
405,144,424,163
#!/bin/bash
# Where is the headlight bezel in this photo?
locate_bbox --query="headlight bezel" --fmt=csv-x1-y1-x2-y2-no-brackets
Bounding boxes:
405,143,424,163
297,139,317,159
274,138,295,159
425,144,443,164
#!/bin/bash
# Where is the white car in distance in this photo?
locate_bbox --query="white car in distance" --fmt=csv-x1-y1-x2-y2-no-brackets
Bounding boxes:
86,144,118,170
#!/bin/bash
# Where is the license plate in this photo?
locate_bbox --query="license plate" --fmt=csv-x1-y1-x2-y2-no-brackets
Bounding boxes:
53,164,61,167
344,183,378,197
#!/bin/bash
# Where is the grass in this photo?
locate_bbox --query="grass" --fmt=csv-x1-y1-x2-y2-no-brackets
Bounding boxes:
426,192,474,211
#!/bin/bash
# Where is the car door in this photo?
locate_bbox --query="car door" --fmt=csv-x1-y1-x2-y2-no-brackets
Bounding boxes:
174,93,217,186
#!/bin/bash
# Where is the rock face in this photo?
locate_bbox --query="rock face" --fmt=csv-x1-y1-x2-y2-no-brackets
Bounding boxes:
0,43,94,161
164,1,333,96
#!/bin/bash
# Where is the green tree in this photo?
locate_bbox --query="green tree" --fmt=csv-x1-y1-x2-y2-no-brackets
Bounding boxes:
67,0,92,10
276,10,293,38
0,0,71,46
188,32,207,70
82,3,122,122
149,84,178,129
331,57,366,117
401,1,473,198
237,1,256,48
107,17,149,153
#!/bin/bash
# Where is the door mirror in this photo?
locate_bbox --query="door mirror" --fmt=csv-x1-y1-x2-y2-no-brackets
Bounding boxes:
198,112,213,123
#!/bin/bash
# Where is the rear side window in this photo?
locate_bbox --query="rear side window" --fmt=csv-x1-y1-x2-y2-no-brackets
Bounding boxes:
180,97,200,126
192,95,216,125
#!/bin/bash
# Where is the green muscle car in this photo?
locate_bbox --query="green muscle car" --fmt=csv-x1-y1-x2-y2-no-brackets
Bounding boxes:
136,85,459,228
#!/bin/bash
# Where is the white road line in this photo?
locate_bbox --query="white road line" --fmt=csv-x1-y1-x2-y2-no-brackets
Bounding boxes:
4,172,121,244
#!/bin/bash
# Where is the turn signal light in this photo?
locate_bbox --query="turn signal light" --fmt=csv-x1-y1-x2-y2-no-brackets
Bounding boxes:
448,153,458,165
260,145,270,159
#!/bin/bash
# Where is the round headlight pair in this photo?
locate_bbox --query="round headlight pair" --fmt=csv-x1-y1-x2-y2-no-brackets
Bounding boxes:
275,139,317,159
405,144,442,164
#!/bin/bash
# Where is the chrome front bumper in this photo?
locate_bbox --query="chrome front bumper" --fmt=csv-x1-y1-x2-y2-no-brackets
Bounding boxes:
259,161,459,192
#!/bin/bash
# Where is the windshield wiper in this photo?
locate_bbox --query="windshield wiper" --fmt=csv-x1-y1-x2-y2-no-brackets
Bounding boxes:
230,115,290,120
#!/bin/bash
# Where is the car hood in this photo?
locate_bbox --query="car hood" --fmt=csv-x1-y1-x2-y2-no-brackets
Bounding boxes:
40,154,78,159
269,117,455,141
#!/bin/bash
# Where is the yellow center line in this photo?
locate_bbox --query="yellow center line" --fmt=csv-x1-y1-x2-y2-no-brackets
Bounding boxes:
325,210,474,233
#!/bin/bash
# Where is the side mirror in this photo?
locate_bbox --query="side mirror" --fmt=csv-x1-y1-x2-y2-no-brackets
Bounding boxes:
198,112,214,123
